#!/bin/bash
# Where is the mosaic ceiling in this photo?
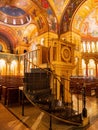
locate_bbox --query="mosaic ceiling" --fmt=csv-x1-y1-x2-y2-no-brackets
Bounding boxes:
0,0,85,34
0,0,97,38
72,0,98,38
81,8,98,37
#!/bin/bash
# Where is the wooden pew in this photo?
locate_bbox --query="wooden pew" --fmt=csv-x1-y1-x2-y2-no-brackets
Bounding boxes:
70,76,97,96
1,75,24,106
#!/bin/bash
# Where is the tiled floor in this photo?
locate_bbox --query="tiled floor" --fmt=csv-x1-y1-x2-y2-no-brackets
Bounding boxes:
1,95,98,130
0,103,30,130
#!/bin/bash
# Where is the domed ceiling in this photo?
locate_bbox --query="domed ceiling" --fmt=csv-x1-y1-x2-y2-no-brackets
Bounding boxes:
0,6,26,16
0,0,85,34
0,0,97,53
0,0,97,39
0,5,30,25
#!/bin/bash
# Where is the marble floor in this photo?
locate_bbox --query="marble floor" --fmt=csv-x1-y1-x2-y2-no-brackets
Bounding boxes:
0,103,30,130
1,95,98,130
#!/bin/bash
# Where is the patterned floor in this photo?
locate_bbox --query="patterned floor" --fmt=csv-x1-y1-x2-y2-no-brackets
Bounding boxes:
1,95,98,130
0,103,30,130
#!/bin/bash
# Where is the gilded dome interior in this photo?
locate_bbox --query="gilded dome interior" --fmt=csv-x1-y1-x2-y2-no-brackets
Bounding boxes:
0,5,30,25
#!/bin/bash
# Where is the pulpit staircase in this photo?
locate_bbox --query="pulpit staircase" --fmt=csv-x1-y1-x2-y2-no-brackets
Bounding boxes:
22,47,88,127
23,67,84,126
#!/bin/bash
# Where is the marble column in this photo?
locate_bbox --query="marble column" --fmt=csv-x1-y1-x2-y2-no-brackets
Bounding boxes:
85,60,89,77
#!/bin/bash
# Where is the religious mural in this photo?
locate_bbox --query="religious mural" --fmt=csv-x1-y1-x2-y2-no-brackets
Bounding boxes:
60,0,84,33
37,0,58,33
52,0,66,17
32,8,45,31
73,15,83,30
40,0,69,21
81,8,98,37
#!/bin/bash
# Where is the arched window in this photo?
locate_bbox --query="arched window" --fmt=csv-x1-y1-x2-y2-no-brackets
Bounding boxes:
88,59,95,76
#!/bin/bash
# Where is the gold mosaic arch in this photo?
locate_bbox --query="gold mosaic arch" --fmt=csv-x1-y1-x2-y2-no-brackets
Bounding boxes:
11,0,49,34
72,0,97,34
23,23,38,43
0,25,18,48
47,0,70,22
0,39,7,52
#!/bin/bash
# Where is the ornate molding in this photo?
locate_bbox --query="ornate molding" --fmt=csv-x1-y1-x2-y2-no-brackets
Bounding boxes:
61,46,71,62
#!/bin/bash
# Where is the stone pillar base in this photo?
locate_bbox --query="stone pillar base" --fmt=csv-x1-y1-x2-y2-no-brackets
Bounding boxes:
82,117,90,127
78,116,90,128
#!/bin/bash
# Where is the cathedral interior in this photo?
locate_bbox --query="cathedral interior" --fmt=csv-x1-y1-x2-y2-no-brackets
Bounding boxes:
0,0,98,130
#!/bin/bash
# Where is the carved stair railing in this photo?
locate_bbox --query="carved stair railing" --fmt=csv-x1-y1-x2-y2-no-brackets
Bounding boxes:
22,51,86,126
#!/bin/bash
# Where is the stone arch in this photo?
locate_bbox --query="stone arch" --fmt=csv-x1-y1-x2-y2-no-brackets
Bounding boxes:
0,25,18,53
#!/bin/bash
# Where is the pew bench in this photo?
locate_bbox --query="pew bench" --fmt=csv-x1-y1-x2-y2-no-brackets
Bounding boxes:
1,86,19,106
